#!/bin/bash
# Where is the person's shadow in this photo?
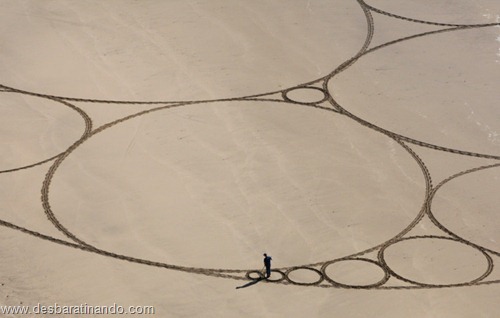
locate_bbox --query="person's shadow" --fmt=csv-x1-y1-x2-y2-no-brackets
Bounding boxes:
235,278,263,289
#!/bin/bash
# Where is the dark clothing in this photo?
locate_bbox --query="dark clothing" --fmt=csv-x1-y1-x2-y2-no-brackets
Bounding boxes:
263,255,272,278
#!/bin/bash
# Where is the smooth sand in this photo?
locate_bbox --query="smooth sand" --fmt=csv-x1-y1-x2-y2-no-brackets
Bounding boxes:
1,1,499,317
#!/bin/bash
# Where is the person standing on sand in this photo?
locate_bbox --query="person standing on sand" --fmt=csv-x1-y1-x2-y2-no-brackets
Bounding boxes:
263,253,272,278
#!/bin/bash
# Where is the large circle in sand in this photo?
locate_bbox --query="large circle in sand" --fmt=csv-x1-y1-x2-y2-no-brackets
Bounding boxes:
1,0,367,100
0,92,86,172
329,27,500,157
380,236,492,286
49,102,425,269
323,258,388,288
431,166,500,254
365,0,500,25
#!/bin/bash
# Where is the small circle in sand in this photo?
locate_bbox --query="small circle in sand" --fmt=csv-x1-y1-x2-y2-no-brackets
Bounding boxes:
285,267,324,286
267,270,286,282
246,271,264,280
283,87,329,104
379,236,492,287
322,258,389,288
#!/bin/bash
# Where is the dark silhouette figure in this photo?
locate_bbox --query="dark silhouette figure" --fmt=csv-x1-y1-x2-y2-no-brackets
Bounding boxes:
236,278,262,289
263,253,272,278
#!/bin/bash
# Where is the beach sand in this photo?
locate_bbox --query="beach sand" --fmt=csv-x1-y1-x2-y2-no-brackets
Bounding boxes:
0,0,499,317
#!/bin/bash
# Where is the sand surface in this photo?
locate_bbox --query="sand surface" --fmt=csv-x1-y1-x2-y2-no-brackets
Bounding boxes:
1,0,499,317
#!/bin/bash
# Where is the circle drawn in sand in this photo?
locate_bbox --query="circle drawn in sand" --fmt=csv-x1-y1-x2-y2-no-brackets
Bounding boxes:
365,0,500,25
323,258,389,288
329,27,500,156
1,1,366,100
245,269,286,282
283,87,329,105
246,271,264,280
285,267,324,286
266,270,286,283
431,166,500,254
0,92,88,172
49,102,425,269
379,236,493,287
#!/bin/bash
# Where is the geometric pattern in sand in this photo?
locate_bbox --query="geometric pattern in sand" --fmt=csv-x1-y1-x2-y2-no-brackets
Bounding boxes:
1,0,499,289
